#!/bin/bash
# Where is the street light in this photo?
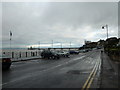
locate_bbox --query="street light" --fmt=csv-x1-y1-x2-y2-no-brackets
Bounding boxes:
102,24,109,39
52,40,53,48
38,41,40,50
10,31,12,58
70,42,71,48
102,25,109,52
61,42,62,49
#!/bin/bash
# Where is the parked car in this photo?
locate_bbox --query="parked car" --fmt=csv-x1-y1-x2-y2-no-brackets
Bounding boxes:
41,50,60,59
0,55,12,70
69,50,79,54
57,51,70,57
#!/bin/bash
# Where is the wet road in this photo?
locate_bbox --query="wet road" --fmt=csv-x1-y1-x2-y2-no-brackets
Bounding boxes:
2,50,101,88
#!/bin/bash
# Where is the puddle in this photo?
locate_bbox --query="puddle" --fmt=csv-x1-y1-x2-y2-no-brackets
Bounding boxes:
67,70,90,74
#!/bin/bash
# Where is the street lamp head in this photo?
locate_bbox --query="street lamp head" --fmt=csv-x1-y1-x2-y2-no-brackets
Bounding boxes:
102,26,105,29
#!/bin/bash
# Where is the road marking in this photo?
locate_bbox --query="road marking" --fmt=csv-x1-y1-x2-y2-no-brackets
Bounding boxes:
81,62,97,90
86,63,99,90
81,58,101,90
2,56,85,86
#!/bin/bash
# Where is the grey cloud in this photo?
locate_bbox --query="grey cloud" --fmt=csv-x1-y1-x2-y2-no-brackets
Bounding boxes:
2,2,118,48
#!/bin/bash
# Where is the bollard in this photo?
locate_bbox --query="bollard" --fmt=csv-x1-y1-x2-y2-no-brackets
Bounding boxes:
3,52,5,55
19,52,21,58
33,52,35,56
26,52,27,57
12,52,14,58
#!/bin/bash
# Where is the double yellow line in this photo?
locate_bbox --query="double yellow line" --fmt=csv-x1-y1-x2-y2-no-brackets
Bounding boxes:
82,60,100,90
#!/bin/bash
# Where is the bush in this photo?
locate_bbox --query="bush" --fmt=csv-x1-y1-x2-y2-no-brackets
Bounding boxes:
104,45,120,61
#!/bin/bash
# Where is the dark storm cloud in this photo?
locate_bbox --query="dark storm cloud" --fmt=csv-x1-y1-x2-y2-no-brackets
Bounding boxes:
2,2,118,48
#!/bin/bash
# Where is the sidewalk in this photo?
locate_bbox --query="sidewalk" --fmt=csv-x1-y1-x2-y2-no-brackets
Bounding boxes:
11,56,42,62
100,52,119,88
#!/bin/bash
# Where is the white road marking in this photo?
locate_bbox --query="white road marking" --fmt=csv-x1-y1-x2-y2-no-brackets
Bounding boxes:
2,56,85,86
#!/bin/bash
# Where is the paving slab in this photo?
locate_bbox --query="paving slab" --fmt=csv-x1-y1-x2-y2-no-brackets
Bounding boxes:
100,52,119,88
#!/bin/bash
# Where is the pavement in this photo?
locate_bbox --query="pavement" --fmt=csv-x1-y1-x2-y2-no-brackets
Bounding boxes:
100,51,119,89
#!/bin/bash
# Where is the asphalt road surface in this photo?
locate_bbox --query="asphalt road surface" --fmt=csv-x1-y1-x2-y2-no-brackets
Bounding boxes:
2,50,101,88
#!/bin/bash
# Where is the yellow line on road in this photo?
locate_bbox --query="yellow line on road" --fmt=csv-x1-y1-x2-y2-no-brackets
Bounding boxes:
81,60,100,90
81,62,97,90
86,62,99,90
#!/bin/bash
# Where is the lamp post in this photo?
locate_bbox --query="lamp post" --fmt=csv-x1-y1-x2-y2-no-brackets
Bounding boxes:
60,42,62,50
102,25,109,52
38,41,41,56
70,42,71,48
102,24,109,39
10,31,12,58
38,41,40,50
52,40,53,49
69,42,71,51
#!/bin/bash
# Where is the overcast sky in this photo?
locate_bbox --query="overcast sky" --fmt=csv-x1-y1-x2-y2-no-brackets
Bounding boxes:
2,2,118,48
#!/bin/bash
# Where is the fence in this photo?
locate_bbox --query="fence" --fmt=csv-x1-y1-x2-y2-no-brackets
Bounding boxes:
2,50,42,61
